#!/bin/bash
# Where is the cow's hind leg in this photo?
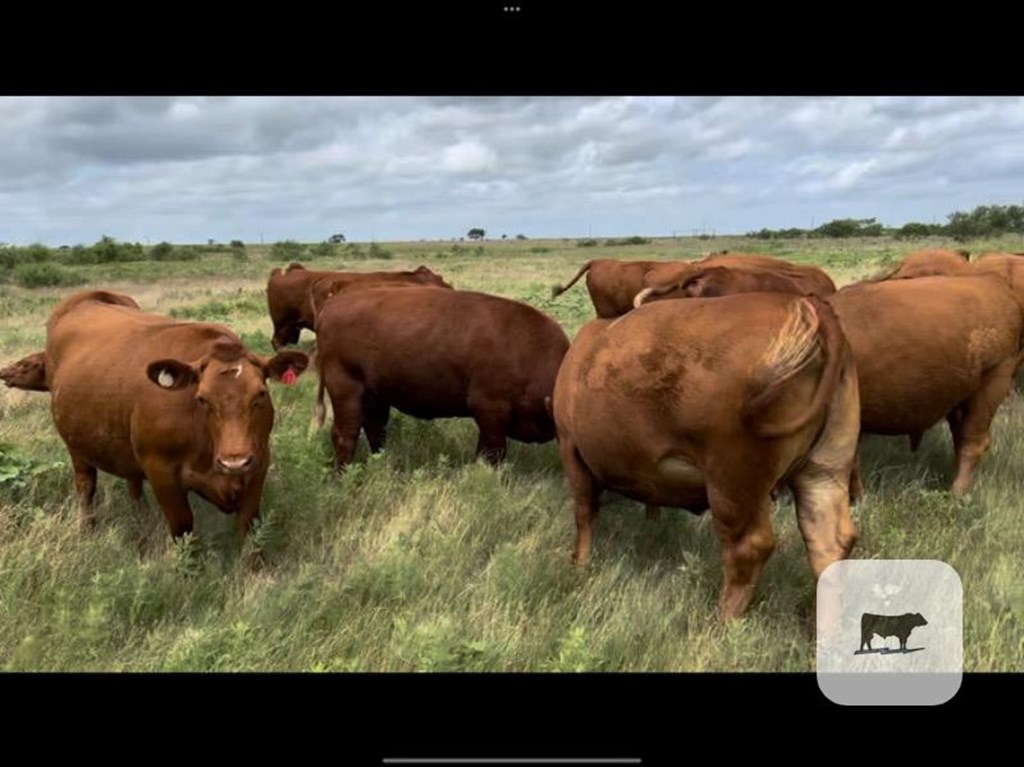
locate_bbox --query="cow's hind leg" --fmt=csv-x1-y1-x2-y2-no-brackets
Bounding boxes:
70,453,98,529
470,399,511,465
559,439,600,566
708,482,777,621
950,357,1017,495
327,378,365,471
362,394,391,454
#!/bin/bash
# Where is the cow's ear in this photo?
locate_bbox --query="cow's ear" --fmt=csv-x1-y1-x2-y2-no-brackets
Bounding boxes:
147,359,199,391
262,351,309,384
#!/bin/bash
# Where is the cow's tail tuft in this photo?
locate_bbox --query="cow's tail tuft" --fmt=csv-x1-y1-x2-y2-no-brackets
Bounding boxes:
742,296,844,439
551,261,594,299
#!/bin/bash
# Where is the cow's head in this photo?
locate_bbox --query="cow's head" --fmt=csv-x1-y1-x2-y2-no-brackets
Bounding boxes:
146,340,309,475
413,265,453,290
0,351,48,392
912,612,928,627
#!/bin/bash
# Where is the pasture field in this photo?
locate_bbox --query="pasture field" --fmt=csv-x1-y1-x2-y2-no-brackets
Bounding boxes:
1,234,1022,671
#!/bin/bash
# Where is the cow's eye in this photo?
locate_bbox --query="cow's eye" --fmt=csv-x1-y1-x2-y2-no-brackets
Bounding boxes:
196,395,207,407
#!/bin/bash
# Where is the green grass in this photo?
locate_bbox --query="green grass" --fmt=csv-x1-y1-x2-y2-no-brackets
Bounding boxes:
1,234,1022,670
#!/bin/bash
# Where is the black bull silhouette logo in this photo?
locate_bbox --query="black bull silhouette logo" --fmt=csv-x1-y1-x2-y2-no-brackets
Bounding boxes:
857,612,928,654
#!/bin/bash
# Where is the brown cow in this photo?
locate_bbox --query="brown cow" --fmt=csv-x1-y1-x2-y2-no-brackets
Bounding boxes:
1,351,48,391
552,293,859,619
881,249,973,280
552,253,835,318
829,274,1023,497
315,286,570,468
550,259,665,318
647,252,836,297
45,290,308,539
308,274,452,325
973,252,1024,305
633,265,806,308
266,262,452,349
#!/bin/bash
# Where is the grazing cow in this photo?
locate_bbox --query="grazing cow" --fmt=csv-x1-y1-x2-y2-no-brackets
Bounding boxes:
308,274,452,324
552,253,835,318
829,274,1023,497
973,252,1024,310
45,290,308,539
881,249,973,280
266,263,452,349
0,351,48,391
315,287,570,468
648,252,837,298
633,265,806,307
552,292,860,619
551,259,665,318
860,612,928,652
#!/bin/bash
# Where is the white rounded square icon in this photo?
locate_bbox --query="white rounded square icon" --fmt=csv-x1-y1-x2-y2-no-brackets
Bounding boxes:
816,560,962,705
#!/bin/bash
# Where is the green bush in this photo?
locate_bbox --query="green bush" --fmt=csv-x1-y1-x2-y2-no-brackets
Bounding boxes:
270,241,306,261
59,236,146,265
530,247,550,254
0,244,55,269
13,263,86,288
576,238,598,247
310,242,336,257
230,240,246,250
368,242,393,260
22,244,54,263
149,242,200,262
603,236,651,246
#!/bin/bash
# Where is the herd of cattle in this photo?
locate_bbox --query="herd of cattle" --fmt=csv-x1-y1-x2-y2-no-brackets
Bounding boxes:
2,247,1022,620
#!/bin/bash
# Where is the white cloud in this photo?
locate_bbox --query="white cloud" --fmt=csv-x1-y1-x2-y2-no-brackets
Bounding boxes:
440,140,498,174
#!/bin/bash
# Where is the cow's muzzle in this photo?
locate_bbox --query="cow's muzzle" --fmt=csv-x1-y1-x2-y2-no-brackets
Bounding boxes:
216,455,256,475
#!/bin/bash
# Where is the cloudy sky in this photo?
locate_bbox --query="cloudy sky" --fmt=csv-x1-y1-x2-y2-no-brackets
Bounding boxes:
2,96,1023,246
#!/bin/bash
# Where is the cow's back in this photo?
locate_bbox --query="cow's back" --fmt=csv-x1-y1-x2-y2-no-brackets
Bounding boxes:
830,274,1022,434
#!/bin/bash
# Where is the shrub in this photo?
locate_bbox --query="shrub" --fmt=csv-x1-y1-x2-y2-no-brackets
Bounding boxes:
368,242,393,260
149,242,200,262
576,239,598,247
22,243,54,263
515,234,527,240
310,242,336,257
14,263,86,288
230,240,246,250
270,240,306,260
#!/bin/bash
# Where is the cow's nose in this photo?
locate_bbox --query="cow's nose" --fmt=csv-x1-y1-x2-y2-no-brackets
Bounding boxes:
217,455,255,473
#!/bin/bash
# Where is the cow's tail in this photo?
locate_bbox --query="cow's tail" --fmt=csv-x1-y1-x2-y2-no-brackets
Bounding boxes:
741,295,845,439
315,372,327,427
551,261,595,299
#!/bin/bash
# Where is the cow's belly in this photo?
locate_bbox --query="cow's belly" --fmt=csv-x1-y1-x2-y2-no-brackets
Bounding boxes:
369,370,473,420
858,377,974,436
584,448,709,512
51,387,140,477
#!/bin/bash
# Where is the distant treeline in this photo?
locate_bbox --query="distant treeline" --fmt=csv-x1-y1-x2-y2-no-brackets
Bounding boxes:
0,236,246,288
748,203,1024,241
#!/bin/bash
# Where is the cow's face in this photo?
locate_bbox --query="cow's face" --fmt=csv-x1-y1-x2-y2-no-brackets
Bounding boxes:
147,343,309,475
913,613,928,628
0,352,47,391
414,266,453,289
